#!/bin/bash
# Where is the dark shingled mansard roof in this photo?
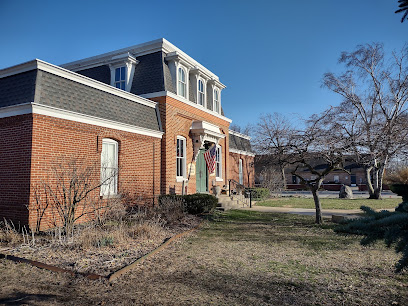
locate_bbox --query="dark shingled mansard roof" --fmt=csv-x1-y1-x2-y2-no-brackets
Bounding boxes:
0,70,37,108
74,51,176,96
229,133,253,153
69,49,227,117
0,67,161,132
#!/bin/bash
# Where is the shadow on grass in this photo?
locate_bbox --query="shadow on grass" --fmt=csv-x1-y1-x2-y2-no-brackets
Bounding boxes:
203,210,357,251
162,266,318,305
0,292,59,305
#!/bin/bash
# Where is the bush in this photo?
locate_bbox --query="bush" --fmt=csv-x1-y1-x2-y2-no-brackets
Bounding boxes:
153,196,185,224
244,187,270,200
158,194,218,215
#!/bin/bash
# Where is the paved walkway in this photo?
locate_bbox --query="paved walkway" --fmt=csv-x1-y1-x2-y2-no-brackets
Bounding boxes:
238,206,364,218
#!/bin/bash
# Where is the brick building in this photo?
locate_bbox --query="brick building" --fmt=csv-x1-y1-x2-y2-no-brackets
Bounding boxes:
0,38,254,229
255,155,369,191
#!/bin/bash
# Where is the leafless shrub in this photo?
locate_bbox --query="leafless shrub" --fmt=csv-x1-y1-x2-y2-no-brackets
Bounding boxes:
152,197,185,225
385,167,408,185
31,155,118,236
0,219,22,245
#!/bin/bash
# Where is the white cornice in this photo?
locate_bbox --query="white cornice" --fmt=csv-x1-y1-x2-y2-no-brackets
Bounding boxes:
0,102,164,139
140,91,233,123
60,38,225,85
229,148,255,157
229,129,251,140
0,102,33,118
0,59,157,109
0,59,38,78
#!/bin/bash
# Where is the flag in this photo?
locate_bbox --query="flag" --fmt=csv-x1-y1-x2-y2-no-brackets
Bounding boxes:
204,145,217,173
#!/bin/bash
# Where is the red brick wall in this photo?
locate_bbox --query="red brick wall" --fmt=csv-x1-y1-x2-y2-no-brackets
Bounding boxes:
150,96,230,195
0,114,33,227
0,95,234,229
27,114,161,230
229,152,255,187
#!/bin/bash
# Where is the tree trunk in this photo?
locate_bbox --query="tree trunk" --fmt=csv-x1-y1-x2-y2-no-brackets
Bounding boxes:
281,166,287,189
373,164,386,199
365,166,377,199
311,187,322,224
368,167,384,200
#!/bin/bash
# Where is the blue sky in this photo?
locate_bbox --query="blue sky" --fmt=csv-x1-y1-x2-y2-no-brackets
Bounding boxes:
0,0,406,128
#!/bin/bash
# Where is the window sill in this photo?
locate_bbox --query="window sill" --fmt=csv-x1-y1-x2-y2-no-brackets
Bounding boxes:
176,177,188,183
216,177,223,182
100,193,121,199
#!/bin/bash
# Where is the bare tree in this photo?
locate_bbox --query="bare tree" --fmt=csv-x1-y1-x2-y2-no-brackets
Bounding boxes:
254,111,349,224
252,113,295,189
287,111,349,224
396,0,408,23
229,123,252,136
259,167,285,196
323,43,408,199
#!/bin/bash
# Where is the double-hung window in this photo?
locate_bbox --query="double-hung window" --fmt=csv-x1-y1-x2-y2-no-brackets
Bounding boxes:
215,146,222,179
198,79,205,106
176,136,186,179
101,139,118,196
214,89,220,113
178,67,187,98
239,158,243,185
114,66,126,90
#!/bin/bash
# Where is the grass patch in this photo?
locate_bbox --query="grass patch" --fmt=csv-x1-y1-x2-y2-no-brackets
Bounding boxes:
0,209,407,305
257,197,401,210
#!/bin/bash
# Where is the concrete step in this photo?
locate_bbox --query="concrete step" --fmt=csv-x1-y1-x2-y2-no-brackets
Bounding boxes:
216,195,246,211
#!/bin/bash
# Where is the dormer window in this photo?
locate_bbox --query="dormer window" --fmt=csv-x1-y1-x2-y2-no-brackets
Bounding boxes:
108,53,138,92
214,89,220,113
178,67,187,98
114,66,126,90
198,79,205,106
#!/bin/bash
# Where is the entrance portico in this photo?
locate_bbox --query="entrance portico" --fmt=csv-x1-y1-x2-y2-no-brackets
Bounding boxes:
190,121,226,193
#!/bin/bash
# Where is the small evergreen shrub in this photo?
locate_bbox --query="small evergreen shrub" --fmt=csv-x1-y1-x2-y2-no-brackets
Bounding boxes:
244,187,270,200
158,194,218,215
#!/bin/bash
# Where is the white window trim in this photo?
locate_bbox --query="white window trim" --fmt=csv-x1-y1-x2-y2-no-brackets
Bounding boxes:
109,54,137,92
100,138,119,196
216,145,223,181
239,158,243,185
140,91,232,122
213,88,220,114
177,66,187,99
114,66,126,90
176,136,187,181
197,78,205,108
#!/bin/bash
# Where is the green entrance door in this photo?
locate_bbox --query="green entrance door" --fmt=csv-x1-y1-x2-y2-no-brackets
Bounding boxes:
196,149,208,193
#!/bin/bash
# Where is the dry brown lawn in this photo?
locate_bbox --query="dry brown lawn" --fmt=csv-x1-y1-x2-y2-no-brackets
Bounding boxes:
1,210,408,305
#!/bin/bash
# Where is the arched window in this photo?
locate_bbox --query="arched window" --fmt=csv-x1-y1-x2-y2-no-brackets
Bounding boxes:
239,158,243,184
214,89,220,113
101,139,118,196
176,136,186,179
198,79,205,106
178,67,187,98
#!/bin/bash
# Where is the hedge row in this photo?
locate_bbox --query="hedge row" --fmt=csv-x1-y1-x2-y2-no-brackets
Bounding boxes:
244,187,270,200
158,194,218,215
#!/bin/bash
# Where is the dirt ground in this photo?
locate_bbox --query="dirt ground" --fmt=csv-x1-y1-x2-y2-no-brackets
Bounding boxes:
0,214,201,277
1,210,407,305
